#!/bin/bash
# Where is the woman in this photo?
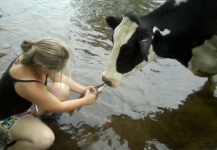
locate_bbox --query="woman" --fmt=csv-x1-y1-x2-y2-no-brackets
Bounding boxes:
0,38,97,150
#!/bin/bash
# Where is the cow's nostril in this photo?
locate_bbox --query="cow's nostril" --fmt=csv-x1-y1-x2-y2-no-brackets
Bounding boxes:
102,75,112,86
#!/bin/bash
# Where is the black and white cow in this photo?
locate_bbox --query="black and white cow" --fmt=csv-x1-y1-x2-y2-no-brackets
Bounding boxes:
102,0,217,87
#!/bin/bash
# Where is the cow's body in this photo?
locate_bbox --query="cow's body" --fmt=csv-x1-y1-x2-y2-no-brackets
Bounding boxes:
102,0,217,87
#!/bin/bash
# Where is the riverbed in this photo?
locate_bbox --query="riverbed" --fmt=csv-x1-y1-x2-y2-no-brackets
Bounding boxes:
1,0,217,149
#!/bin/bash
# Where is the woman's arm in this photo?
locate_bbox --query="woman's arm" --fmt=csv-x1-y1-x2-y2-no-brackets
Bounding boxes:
15,82,96,112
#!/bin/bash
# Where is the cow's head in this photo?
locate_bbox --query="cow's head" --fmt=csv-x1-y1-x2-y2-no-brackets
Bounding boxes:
102,11,159,87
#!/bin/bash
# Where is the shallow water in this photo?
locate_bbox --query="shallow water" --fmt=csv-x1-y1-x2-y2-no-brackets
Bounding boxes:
0,0,217,149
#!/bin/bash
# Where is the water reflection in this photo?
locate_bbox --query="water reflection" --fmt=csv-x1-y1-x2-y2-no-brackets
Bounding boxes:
0,0,216,149
48,81,217,150
107,84,217,150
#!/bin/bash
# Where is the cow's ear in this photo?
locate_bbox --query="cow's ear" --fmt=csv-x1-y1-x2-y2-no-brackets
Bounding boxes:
137,27,152,61
139,39,151,61
106,16,122,30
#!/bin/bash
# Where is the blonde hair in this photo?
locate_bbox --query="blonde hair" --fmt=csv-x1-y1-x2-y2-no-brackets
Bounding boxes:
21,38,69,72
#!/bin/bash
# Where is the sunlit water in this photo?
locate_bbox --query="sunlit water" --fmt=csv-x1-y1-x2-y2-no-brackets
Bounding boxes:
1,0,217,150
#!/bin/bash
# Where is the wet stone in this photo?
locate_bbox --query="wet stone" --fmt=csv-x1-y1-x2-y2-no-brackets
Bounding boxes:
0,53,6,59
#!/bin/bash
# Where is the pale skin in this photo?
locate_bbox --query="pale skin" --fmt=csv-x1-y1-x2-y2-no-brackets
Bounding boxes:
7,55,97,150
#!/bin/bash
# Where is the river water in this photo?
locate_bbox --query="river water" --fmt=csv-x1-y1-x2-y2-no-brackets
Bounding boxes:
1,0,217,150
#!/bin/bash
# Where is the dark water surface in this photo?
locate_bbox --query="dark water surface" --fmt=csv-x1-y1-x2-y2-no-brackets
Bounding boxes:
1,0,217,150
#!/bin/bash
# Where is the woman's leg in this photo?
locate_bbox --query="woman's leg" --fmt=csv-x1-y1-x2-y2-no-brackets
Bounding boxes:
8,116,54,150
47,82,70,102
34,82,70,116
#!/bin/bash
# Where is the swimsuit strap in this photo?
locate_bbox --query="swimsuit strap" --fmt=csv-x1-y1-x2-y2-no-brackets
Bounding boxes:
13,78,45,85
11,74,48,85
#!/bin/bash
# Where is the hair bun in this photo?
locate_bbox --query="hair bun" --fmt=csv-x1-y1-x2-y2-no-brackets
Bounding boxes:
21,40,35,52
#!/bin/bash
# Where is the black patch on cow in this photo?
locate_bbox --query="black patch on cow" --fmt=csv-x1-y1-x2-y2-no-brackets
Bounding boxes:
116,27,149,73
152,29,192,66
116,42,143,74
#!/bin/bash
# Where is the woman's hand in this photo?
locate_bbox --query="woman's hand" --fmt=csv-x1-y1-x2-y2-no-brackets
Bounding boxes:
84,86,95,93
83,89,97,105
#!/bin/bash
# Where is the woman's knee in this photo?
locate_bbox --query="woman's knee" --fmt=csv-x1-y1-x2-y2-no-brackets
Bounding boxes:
33,129,55,149
10,116,55,149
12,129,55,150
47,82,70,101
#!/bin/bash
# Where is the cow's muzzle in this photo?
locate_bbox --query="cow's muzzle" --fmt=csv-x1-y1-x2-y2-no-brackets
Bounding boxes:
102,75,112,87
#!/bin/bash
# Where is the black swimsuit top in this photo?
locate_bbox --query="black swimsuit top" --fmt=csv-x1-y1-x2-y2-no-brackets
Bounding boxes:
0,57,47,120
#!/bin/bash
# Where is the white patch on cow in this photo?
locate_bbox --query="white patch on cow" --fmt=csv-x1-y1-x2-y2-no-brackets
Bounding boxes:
175,0,187,6
153,26,171,36
161,29,171,36
103,16,138,87
153,26,158,33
